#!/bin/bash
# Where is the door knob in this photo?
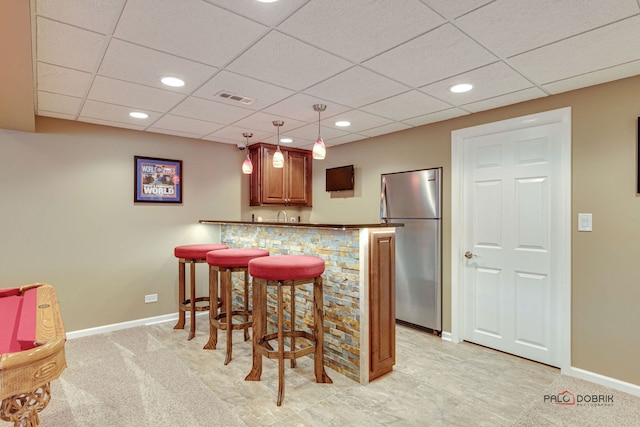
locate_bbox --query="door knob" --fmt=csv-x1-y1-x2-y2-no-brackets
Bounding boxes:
464,251,476,259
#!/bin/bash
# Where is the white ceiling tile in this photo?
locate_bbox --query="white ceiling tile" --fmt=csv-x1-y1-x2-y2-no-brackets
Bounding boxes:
171,97,253,124
37,111,77,121
278,0,444,62
420,0,494,19
230,111,308,135
305,67,410,108
37,17,106,72
202,125,273,145
284,123,349,142
88,76,185,112
80,99,162,125
193,70,294,110
150,115,225,136
115,0,268,66
37,63,92,98
543,60,640,94
323,133,371,146
321,109,393,133
455,0,640,58
508,15,640,84
263,93,351,123
419,61,534,105
204,0,307,26
35,0,125,34
363,24,497,87
147,128,205,139
462,87,547,113
360,90,452,121
402,108,469,126
79,117,147,131
359,122,413,137
37,92,82,116
98,39,217,93
226,31,352,91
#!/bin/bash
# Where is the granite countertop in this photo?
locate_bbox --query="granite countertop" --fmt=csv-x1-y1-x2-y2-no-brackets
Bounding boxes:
198,219,403,229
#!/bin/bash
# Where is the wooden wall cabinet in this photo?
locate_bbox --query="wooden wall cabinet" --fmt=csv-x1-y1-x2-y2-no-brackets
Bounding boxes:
368,230,396,381
248,143,312,207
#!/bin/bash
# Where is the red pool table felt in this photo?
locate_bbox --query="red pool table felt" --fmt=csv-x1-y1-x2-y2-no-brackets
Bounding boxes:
0,287,38,355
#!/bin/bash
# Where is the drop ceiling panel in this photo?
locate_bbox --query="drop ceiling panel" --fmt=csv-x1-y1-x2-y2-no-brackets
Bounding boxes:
283,123,349,142
278,0,444,62
204,0,308,27
35,0,125,35
171,97,253,124
363,24,497,87
37,18,106,72
37,63,92,98
230,111,307,135
508,15,640,84
80,117,147,131
37,92,82,116
543,60,640,94
150,115,225,137
402,108,469,126
88,76,185,112
421,0,494,19
193,70,295,110
98,39,218,93
114,0,268,67
419,62,535,106
80,99,162,125
359,122,413,138
202,125,272,145
305,66,410,108
455,0,640,58
262,93,351,123
322,109,394,134
462,87,547,113
360,90,452,121
226,31,352,91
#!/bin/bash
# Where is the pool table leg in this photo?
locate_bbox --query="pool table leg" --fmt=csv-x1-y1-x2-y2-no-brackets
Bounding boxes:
0,383,51,427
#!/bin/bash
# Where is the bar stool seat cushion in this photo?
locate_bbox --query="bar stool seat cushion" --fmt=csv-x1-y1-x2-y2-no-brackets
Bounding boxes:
174,244,228,260
249,255,325,281
207,248,270,267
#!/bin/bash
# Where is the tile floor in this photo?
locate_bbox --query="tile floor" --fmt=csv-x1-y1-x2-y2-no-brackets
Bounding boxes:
151,321,563,426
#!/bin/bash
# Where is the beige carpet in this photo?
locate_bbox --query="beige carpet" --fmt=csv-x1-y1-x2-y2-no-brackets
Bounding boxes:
514,375,640,426
38,326,246,426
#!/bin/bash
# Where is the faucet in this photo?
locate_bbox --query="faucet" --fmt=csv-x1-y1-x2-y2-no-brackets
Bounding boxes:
277,210,287,223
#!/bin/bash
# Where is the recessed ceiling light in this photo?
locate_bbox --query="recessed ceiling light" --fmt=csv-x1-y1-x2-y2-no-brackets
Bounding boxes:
161,76,185,87
280,137,293,143
256,0,279,3
449,83,473,93
129,112,149,119
335,121,351,127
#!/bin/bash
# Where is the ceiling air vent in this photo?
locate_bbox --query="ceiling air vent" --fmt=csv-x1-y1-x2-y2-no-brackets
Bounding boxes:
216,91,255,105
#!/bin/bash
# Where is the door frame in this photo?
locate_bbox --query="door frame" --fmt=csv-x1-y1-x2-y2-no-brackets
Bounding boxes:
450,107,572,373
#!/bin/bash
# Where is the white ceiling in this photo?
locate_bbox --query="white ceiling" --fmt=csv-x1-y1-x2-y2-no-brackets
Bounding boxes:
33,0,640,150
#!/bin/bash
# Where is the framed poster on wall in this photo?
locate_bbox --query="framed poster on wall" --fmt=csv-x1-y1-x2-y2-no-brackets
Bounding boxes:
134,156,182,203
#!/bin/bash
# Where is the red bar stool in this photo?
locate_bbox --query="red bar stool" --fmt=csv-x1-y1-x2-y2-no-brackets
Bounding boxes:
173,244,228,345
245,255,332,406
205,248,270,364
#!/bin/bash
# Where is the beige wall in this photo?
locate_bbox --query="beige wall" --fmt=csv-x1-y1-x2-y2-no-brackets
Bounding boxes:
1,75,639,387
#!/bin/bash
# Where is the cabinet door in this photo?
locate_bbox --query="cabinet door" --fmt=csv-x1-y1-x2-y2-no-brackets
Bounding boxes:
286,150,311,206
249,146,262,206
262,146,287,204
369,230,396,381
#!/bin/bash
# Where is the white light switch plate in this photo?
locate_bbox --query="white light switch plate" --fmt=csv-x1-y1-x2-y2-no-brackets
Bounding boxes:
578,213,592,231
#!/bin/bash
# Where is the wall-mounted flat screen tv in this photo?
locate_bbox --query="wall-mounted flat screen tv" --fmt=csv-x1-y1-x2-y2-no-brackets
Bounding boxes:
326,165,354,192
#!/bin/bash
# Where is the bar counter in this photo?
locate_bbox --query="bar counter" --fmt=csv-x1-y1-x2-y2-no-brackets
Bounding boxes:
199,219,402,384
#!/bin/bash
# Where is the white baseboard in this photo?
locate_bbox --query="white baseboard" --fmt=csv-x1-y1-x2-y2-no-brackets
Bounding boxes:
440,331,453,342
66,311,208,340
567,366,640,397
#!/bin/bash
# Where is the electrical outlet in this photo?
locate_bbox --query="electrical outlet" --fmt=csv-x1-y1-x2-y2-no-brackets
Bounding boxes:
144,293,158,303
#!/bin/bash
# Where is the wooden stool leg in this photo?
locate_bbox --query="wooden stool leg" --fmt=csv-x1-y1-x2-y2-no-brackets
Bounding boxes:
188,261,196,340
204,265,219,350
173,260,186,330
290,286,296,369
243,270,250,342
245,277,264,381
224,268,233,365
313,276,332,384
277,282,285,406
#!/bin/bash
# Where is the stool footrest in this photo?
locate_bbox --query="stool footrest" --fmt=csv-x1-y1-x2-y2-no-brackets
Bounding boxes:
257,331,316,360
211,311,252,330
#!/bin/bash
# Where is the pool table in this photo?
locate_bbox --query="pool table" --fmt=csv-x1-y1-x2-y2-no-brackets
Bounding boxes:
0,283,66,426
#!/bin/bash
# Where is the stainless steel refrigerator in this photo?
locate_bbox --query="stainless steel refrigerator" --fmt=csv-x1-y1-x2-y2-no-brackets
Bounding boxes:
380,168,442,333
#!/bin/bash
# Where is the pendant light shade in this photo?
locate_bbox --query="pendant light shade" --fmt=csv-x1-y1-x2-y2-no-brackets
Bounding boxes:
312,104,327,160
241,132,253,174
272,120,284,168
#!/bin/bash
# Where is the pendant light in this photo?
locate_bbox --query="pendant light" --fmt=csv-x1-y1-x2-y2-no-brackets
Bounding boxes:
272,120,284,168
241,132,253,174
312,104,327,160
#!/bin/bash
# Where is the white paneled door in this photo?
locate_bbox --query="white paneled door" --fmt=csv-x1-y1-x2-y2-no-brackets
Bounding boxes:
453,108,571,368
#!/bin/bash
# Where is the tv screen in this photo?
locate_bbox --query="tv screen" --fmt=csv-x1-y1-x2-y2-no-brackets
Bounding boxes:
326,165,354,192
